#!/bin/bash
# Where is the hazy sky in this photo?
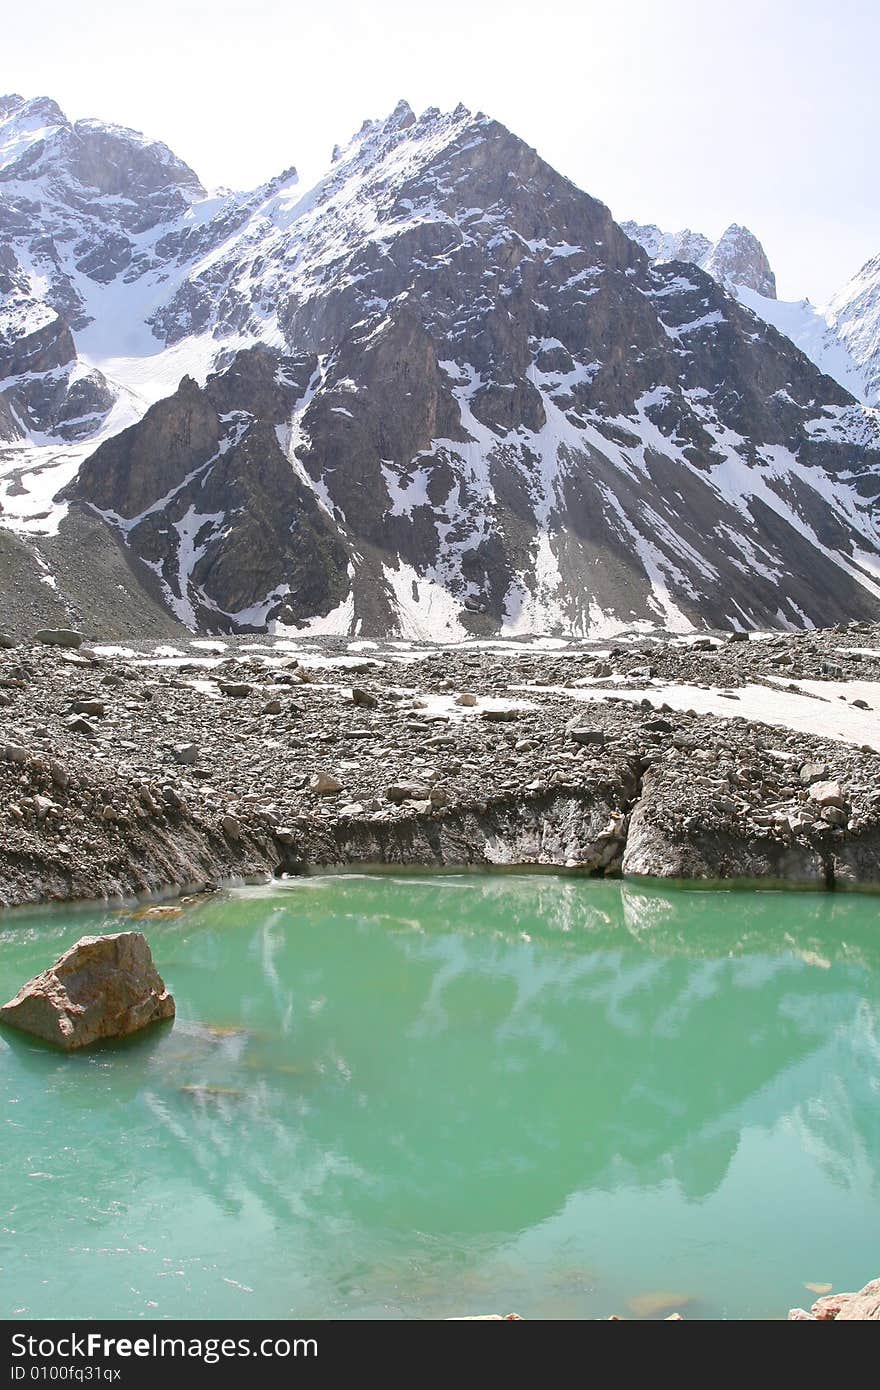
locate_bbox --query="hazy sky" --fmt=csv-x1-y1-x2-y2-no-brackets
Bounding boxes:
5,0,877,301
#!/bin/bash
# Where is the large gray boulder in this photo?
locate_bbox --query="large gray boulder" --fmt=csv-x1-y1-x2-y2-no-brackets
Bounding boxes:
33,628,84,648
0,931,175,1050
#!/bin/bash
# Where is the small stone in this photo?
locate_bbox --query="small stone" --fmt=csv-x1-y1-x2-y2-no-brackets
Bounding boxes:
262,699,283,715
808,780,845,809
171,743,199,765
69,699,105,717
455,692,477,707
481,707,519,722
2,743,28,764
386,783,431,803
351,687,377,709
221,814,242,839
218,682,252,698
65,715,96,736
799,762,829,786
33,629,83,649
101,805,118,822
0,633,15,649
161,785,184,810
49,759,70,789
569,727,606,746
310,771,343,795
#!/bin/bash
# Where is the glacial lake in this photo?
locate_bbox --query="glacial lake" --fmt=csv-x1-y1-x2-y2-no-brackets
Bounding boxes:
1,873,879,1321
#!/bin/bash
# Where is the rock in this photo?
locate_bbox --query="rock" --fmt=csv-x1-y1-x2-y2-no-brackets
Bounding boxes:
447,1314,524,1320
69,699,106,717
221,813,242,839
218,682,252,698
49,759,70,789
351,686,377,708
65,715,96,736
0,633,15,649
569,727,606,746
0,932,175,1050
33,631,83,650
171,742,199,765
790,1277,880,1321
481,708,519,722
455,692,477,707
808,780,846,809
33,629,84,649
310,771,343,795
386,782,431,803
627,1290,693,1318
2,743,28,763
262,698,283,715
799,762,829,786
726,631,749,642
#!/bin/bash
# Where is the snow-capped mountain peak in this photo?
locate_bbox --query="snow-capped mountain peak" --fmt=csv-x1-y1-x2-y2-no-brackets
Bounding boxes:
827,252,880,406
3,96,880,643
624,213,880,407
622,218,775,298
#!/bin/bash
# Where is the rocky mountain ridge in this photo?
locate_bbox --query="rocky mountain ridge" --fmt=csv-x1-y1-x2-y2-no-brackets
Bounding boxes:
621,220,777,299
624,215,880,409
2,95,880,638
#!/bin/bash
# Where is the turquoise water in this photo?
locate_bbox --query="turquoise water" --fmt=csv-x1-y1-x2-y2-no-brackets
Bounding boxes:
1,874,879,1321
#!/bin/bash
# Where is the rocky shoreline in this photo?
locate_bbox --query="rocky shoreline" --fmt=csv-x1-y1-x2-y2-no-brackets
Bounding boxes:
2,622,880,908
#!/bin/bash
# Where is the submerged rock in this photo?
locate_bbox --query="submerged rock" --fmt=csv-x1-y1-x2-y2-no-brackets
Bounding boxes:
0,931,175,1050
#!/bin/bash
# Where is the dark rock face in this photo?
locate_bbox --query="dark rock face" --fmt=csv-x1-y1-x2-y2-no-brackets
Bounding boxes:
65,348,350,628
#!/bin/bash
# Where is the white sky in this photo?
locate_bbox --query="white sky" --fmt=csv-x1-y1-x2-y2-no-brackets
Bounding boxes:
4,0,877,302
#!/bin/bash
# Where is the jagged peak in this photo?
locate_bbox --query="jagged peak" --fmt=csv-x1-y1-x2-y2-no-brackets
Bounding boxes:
704,223,776,299
0,93,67,127
386,98,416,130
0,97,205,198
625,217,776,300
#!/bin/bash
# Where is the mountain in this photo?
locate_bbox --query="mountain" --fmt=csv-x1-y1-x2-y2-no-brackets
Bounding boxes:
2,95,880,639
625,214,878,407
621,221,777,298
827,253,880,407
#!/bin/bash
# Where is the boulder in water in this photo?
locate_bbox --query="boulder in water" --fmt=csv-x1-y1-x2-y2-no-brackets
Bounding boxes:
0,931,175,1050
